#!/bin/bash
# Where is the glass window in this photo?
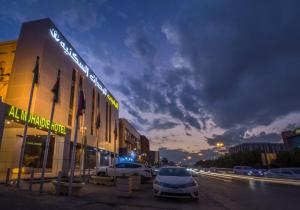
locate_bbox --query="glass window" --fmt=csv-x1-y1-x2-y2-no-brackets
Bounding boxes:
116,163,126,168
23,135,55,169
109,104,112,143
291,169,300,174
158,168,191,177
91,88,95,135
132,163,142,168
97,93,100,108
281,169,292,175
68,69,76,126
105,101,108,141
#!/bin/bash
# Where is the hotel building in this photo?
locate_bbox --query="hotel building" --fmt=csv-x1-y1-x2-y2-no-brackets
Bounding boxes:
0,18,119,177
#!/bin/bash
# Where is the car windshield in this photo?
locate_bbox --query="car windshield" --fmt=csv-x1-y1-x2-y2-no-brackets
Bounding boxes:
158,168,191,176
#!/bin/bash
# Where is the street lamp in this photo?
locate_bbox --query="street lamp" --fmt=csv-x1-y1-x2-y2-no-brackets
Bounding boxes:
216,142,224,148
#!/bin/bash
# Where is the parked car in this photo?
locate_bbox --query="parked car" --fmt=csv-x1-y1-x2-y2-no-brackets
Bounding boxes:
233,166,264,176
152,166,160,176
153,167,199,199
97,163,152,181
264,168,300,180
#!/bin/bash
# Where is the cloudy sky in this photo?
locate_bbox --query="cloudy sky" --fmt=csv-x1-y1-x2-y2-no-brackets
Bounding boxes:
1,0,300,163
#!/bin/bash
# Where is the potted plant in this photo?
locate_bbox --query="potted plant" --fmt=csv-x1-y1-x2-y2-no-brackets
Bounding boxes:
130,173,141,190
91,172,114,186
52,176,85,196
116,173,132,197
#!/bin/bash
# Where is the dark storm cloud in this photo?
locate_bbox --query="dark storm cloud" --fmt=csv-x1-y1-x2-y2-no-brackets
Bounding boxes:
244,132,281,143
149,119,180,131
205,127,248,147
284,123,300,131
205,126,282,148
159,147,200,163
125,25,156,67
121,24,207,131
121,101,150,126
175,0,300,129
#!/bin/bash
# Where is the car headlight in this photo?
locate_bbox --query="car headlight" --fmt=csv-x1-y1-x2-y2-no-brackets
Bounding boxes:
183,180,197,187
154,180,162,185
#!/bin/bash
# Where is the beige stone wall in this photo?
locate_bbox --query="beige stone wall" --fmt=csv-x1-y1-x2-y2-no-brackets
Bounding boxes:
0,40,17,101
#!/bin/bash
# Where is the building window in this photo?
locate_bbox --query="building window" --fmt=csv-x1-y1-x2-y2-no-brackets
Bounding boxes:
97,93,100,108
91,88,95,135
68,69,76,126
79,75,83,88
105,101,108,142
109,104,112,143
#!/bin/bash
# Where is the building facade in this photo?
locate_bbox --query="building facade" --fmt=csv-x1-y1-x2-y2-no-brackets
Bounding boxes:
140,135,150,155
148,150,160,165
229,142,285,154
0,19,119,177
118,118,140,159
281,128,300,150
140,135,150,163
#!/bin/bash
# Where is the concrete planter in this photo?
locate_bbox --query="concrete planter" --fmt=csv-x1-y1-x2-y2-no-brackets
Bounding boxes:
116,176,132,197
52,180,85,196
131,175,141,190
91,176,114,186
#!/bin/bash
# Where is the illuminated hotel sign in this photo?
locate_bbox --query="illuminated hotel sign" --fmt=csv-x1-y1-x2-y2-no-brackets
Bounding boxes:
7,105,67,136
49,28,119,110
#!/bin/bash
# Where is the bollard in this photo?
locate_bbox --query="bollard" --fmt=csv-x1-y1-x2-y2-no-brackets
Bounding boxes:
29,168,34,192
56,171,63,196
5,168,11,186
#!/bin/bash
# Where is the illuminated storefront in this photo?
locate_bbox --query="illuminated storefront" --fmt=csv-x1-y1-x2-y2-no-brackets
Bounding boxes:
0,18,119,177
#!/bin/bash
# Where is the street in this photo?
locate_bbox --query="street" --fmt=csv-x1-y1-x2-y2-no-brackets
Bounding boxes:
1,175,299,210
197,175,300,210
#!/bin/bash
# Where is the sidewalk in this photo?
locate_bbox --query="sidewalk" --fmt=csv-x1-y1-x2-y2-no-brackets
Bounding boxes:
0,177,219,210
0,182,175,210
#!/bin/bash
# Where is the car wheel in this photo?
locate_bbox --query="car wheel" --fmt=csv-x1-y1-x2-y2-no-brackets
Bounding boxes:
193,197,199,201
97,172,106,176
141,176,146,184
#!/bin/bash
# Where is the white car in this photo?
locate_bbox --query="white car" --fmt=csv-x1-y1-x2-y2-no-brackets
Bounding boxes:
264,168,300,180
153,167,199,199
233,166,263,176
97,162,152,181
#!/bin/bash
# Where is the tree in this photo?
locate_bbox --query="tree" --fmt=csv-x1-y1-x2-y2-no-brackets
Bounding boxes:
161,157,169,165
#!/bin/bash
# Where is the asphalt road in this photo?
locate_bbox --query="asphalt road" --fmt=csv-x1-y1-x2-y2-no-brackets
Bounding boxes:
0,175,299,210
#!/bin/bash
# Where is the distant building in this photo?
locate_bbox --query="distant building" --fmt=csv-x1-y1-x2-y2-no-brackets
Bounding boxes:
148,150,160,165
281,128,300,150
139,135,150,163
229,142,285,154
118,118,140,157
140,135,150,155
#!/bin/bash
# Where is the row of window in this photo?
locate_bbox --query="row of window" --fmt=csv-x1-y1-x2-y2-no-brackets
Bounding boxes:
67,69,115,142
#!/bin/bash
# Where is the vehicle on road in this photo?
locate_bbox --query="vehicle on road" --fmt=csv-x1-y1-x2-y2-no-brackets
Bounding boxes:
152,166,160,176
153,167,199,199
233,166,264,176
264,168,300,180
97,163,152,181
